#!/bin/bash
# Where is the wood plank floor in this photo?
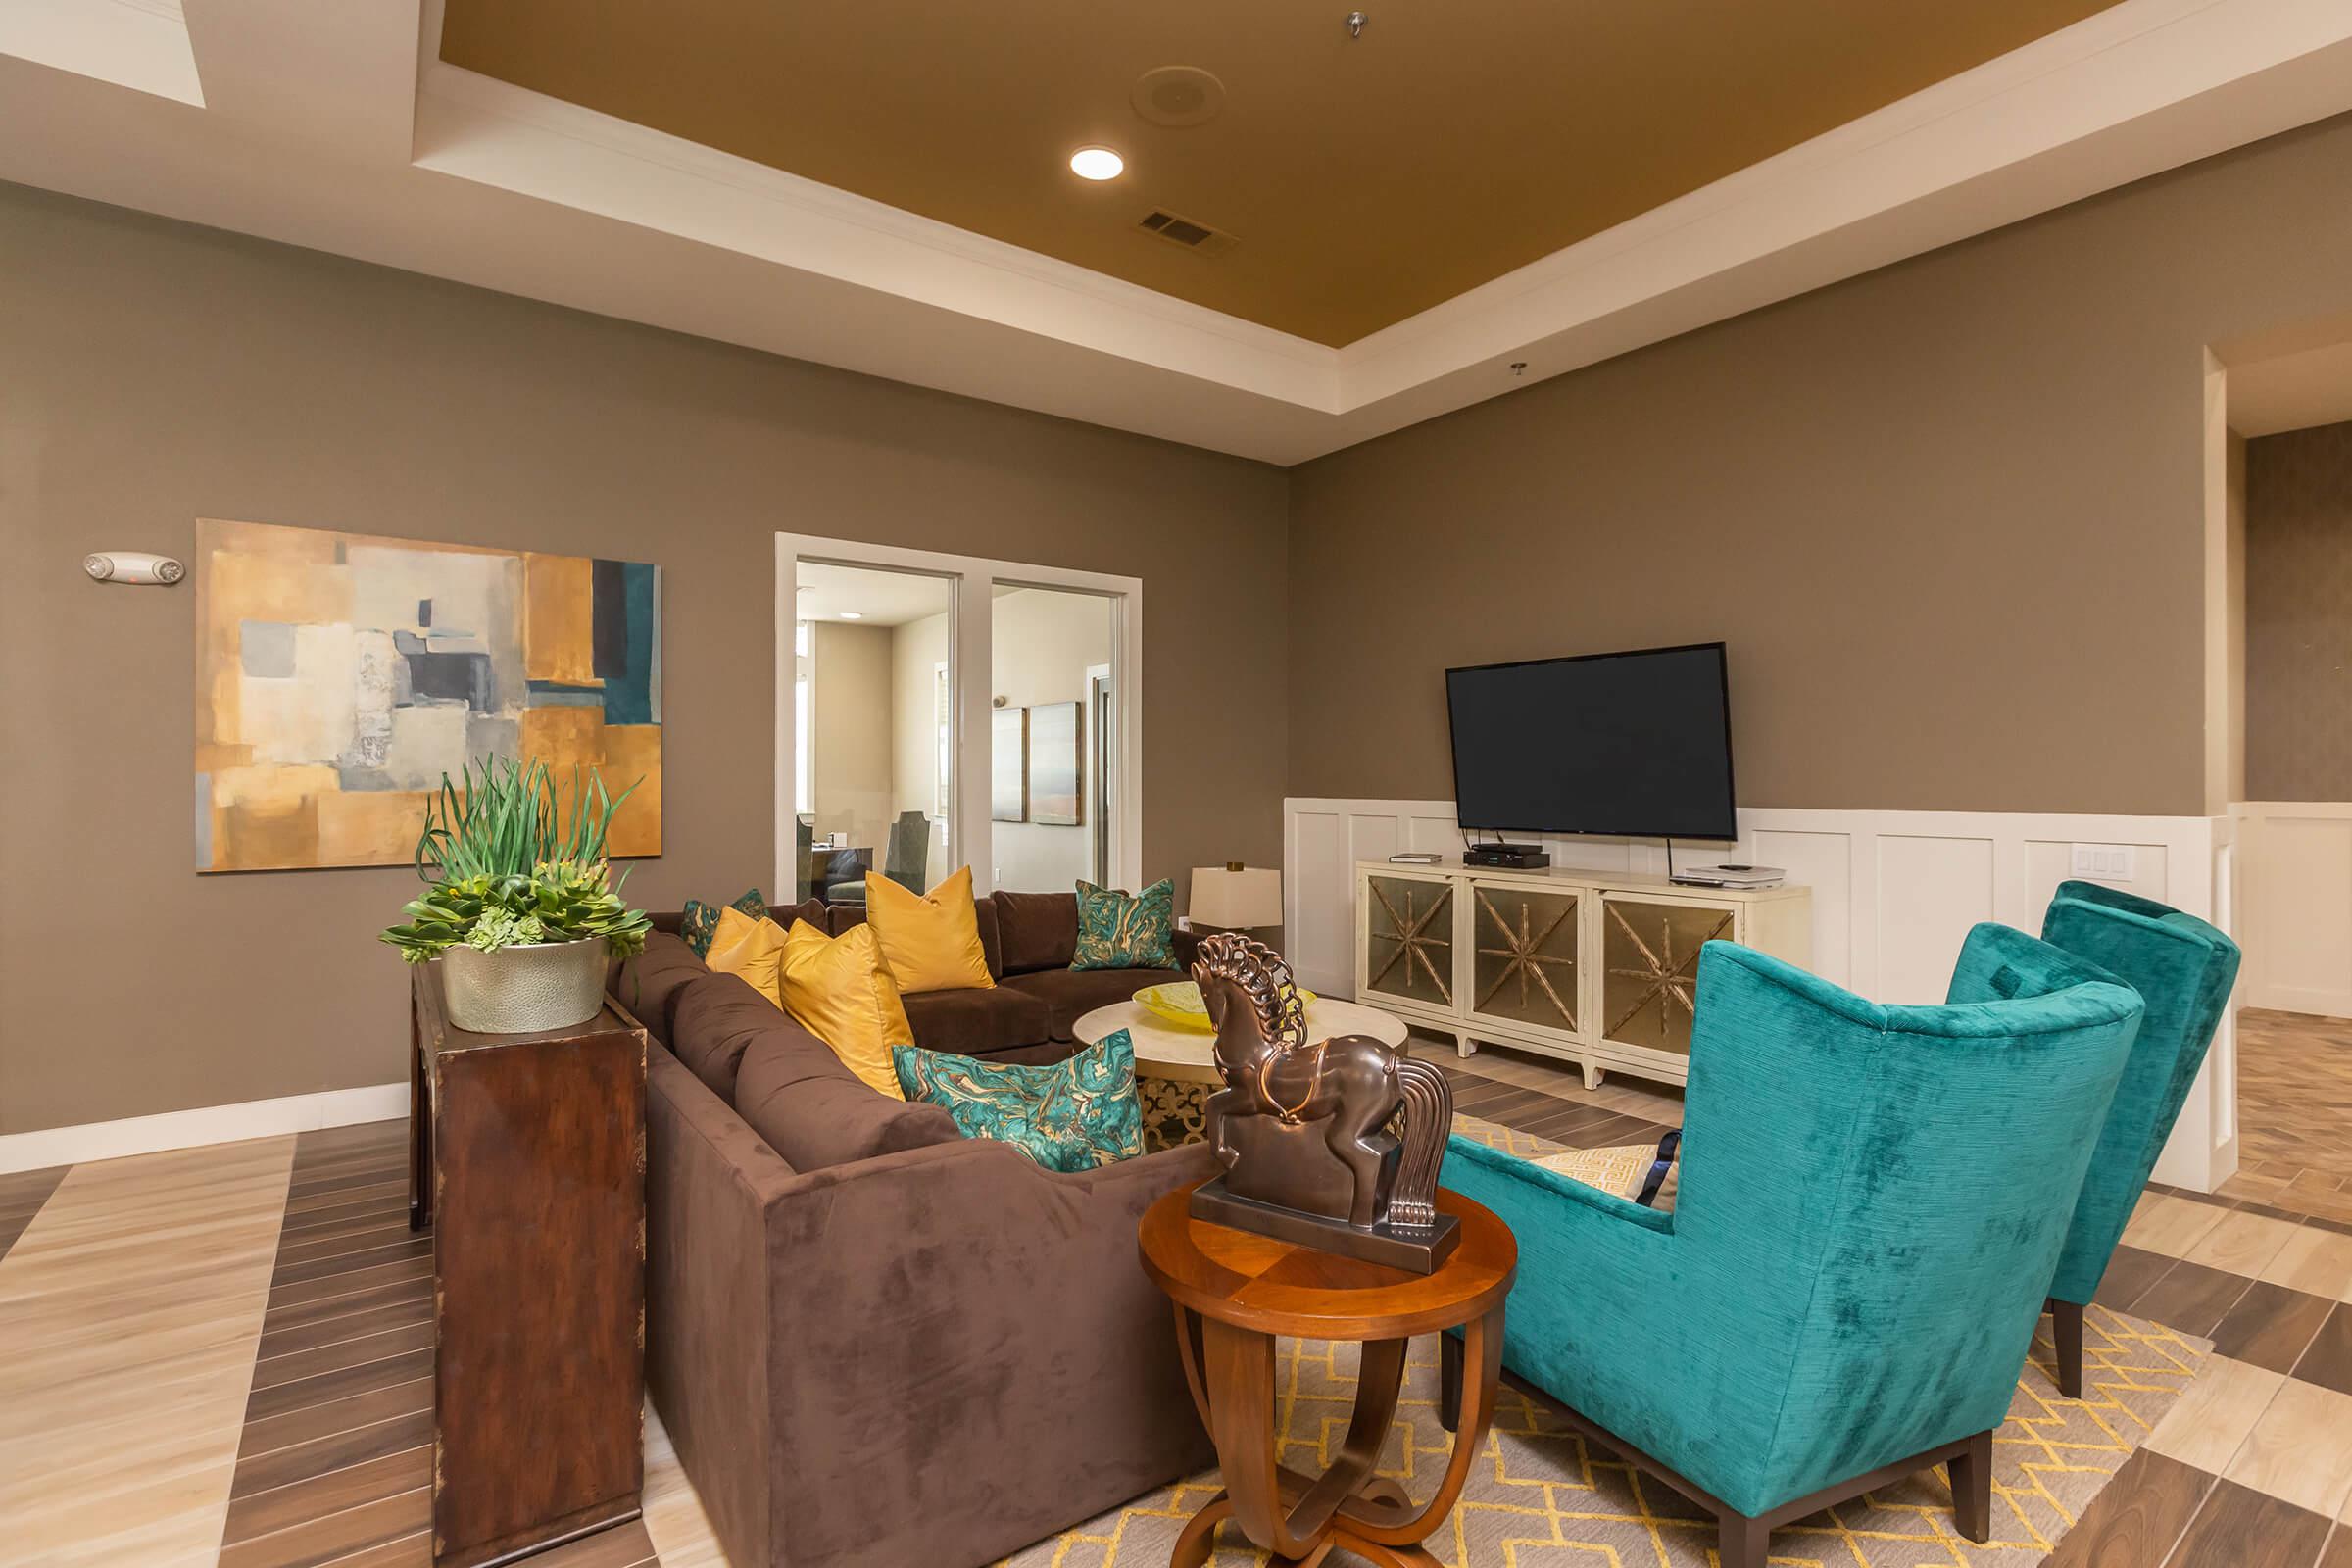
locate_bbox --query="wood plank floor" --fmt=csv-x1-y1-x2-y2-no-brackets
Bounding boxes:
2227,1009,2352,1224
0,1137,294,1568
216,1121,660,1568
0,1162,71,1261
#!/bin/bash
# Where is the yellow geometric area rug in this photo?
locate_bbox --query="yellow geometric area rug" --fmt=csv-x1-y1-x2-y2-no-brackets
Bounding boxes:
1007,1108,2207,1566
1005,1308,2205,1567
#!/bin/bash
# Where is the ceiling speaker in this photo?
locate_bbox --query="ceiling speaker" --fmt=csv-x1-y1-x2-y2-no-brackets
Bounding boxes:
1132,66,1225,128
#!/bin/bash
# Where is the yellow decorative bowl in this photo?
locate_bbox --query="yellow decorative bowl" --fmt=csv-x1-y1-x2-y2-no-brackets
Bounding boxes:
1134,980,1315,1032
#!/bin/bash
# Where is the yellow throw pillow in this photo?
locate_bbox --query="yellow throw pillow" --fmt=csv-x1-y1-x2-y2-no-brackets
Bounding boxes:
707,912,791,1006
863,866,995,994
706,906,761,965
776,921,910,1100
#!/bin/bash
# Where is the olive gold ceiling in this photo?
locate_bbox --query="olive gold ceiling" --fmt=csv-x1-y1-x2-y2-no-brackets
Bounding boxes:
436,0,2123,347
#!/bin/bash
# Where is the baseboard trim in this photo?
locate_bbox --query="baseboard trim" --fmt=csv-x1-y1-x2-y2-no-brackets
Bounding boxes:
0,1083,411,1174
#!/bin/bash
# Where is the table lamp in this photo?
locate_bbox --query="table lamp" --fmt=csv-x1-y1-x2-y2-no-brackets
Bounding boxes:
1189,863,1283,934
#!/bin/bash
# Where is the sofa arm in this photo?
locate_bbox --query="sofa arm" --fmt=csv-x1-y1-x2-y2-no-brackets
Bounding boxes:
643,1048,798,1568
760,1136,1220,1568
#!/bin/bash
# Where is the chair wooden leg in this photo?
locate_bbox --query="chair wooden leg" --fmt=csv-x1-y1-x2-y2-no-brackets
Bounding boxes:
1947,1429,1994,1543
2050,1298,2085,1398
1717,1512,1769,1568
1437,1333,1462,1433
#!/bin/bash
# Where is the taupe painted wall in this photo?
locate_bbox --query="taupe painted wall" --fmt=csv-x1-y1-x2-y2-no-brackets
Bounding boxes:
1289,116,2352,817
0,181,1287,1137
16,110,2352,1138
2246,419,2352,800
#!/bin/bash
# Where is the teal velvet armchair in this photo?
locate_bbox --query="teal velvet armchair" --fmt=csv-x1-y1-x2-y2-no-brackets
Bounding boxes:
1439,928,2143,1568
1989,881,2240,1396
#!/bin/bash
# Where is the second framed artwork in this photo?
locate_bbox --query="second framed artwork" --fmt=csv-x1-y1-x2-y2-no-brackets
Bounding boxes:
991,706,1028,822
1027,701,1082,826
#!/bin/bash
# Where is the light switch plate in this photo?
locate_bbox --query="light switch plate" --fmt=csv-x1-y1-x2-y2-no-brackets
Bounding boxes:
2070,843,2138,882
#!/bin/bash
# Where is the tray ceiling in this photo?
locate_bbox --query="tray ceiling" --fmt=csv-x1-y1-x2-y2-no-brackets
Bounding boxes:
437,0,2123,347
7,0,2352,462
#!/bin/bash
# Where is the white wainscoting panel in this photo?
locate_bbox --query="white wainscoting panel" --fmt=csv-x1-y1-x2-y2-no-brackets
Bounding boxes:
1750,829,1853,987
1875,835,1997,1004
1286,798,2236,1189
1288,808,1355,1003
2237,803,2352,1018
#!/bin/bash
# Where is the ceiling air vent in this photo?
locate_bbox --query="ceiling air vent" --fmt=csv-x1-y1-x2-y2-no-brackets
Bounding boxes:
1137,209,1237,257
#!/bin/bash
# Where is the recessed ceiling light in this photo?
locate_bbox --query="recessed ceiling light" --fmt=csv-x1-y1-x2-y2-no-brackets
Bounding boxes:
838,610,863,619
1069,146,1125,181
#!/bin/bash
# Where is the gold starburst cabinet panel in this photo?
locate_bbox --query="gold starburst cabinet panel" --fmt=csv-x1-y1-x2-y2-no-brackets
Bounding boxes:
1362,872,1455,1010
1470,885,1579,1033
1353,859,1811,1091
1599,894,1734,1059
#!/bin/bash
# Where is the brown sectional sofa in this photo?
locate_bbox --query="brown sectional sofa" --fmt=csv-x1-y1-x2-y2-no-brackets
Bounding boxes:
610,891,1217,1568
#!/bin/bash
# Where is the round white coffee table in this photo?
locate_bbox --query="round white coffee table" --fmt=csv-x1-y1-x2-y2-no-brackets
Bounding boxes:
1074,994,1411,1151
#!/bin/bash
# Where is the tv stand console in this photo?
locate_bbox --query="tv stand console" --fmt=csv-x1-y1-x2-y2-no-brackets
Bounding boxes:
1353,858,1810,1089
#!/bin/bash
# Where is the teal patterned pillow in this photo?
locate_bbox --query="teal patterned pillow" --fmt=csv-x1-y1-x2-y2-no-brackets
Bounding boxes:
1070,878,1177,970
892,1032,1145,1172
680,888,767,958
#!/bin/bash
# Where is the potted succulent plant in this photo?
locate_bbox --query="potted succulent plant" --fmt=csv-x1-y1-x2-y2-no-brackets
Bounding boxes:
380,757,652,1033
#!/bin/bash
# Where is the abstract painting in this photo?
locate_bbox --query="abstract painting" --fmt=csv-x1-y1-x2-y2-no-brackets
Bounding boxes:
194,518,661,872
1027,700,1081,826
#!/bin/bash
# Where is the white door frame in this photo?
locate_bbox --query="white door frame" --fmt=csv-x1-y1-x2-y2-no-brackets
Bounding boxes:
1085,660,1113,884
774,533,1144,900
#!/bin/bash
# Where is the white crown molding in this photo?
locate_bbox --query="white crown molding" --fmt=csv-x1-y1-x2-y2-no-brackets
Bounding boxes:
0,1083,409,1175
3,0,2352,463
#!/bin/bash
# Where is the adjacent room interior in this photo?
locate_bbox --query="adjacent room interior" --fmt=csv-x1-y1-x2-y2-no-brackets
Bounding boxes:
8,3,2352,1567
2214,346,2352,1226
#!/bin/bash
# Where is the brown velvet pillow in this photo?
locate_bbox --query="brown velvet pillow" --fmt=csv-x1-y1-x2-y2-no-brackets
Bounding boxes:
666,972,791,1103
992,890,1078,975
969,896,1004,979
733,1030,959,1172
607,931,712,1048
771,896,829,933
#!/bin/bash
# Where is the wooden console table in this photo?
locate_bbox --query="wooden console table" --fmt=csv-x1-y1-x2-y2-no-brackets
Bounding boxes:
1355,858,1810,1088
1138,1182,1516,1567
409,966,647,1568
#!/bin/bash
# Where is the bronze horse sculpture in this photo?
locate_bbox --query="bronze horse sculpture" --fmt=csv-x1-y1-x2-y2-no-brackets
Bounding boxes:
1190,932,1457,1268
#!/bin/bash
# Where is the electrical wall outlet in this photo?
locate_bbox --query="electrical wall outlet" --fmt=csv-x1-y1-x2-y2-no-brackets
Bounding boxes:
2070,844,2138,882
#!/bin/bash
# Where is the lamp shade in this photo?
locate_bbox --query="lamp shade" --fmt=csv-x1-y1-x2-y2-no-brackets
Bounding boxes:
1190,864,1283,929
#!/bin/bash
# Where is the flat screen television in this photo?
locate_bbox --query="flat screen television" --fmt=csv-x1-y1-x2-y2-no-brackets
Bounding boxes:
1445,642,1736,840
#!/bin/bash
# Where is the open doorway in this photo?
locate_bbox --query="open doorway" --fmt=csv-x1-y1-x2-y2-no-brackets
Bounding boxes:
2214,332,2352,1223
774,535,1144,905
790,561,956,906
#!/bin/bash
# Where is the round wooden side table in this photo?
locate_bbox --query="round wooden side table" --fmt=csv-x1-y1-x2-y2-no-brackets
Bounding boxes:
1137,1181,1517,1568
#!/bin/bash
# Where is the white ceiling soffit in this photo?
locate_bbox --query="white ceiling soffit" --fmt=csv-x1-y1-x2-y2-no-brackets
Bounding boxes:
4,0,2352,465
0,0,200,106
2227,339,2352,438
